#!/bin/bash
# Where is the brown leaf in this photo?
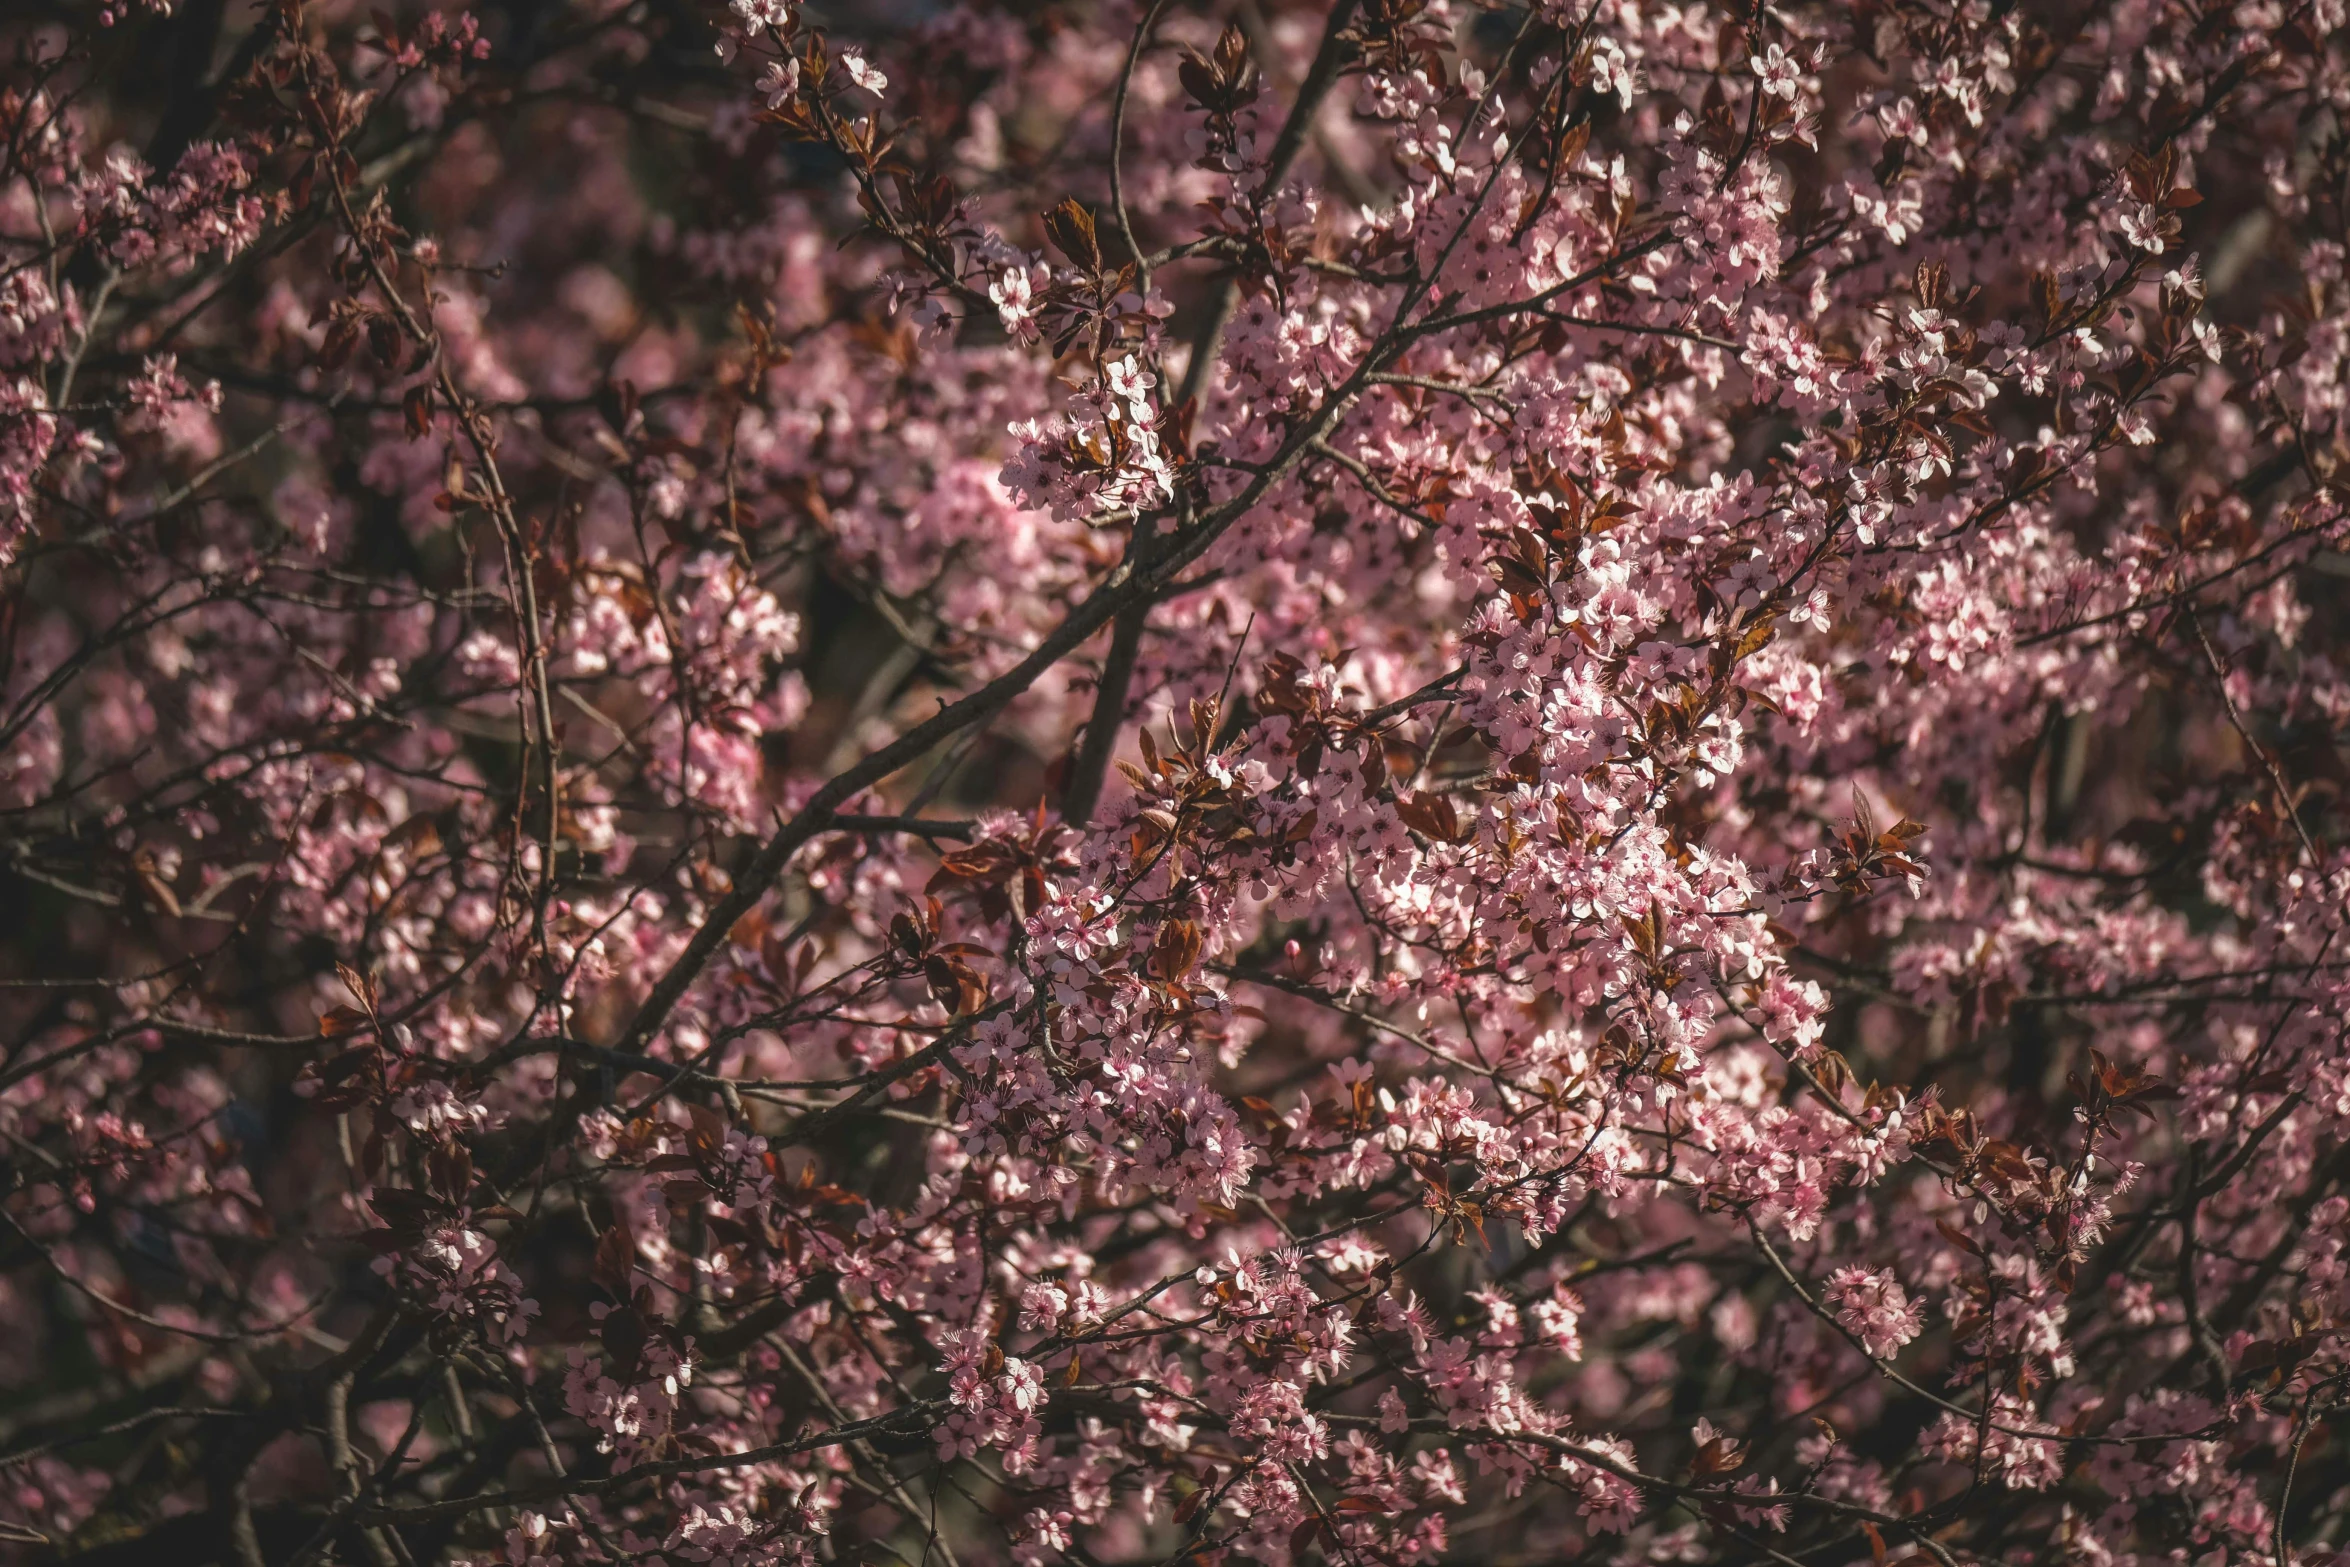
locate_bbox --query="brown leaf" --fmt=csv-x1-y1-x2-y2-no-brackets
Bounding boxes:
1690,1435,1746,1476
317,1005,370,1039
132,862,181,917
1556,120,1591,170
402,383,433,439
1914,259,1949,309
1935,1218,1983,1257
1148,918,1203,982
686,1102,727,1160
925,955,989,1016
890,912,927,959
1395,791,1461,843
335,962,379,1012
1042,197,1101,270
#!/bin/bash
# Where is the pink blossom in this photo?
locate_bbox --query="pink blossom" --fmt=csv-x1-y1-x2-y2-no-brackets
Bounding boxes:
1,7,2345,1567
1825,1267,1925,1359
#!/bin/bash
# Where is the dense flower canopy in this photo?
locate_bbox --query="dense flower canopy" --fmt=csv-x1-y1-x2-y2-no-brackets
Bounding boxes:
4,0,2350,1563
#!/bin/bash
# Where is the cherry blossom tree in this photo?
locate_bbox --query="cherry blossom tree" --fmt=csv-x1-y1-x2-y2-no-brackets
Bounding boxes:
3,0,2350,1563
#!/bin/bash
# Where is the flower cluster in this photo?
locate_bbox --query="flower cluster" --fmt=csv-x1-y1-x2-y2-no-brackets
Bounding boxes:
2,2,2349,1566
